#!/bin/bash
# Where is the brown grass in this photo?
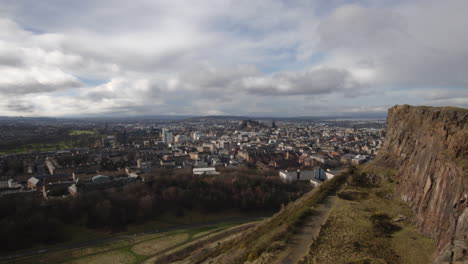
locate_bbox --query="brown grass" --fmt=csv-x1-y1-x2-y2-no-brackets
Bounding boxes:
131,233,189,256
298,162,435,264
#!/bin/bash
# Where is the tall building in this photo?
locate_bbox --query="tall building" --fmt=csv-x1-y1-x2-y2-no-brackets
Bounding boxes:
192,131,202,140
175,134,187,144
150,127,161,138
162,128,174,144
115,131,128,145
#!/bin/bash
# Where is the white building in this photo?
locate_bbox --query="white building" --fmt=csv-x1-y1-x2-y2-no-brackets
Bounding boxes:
193,167,220,176
279,168,332,184
192,131,202,140
352,154,367,165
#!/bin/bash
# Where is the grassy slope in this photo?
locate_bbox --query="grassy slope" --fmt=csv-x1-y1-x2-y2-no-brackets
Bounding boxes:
186,171,349,263
299,163,435,264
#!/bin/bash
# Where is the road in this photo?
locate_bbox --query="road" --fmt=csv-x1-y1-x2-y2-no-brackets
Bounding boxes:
0,216,267,263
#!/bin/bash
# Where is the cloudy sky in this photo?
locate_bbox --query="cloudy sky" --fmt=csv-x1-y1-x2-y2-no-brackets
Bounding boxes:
0,0,467,117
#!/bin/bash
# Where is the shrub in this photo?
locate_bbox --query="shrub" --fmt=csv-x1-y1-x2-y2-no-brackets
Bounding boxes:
370,212,401,235
337,190,369,201
349,173,380,187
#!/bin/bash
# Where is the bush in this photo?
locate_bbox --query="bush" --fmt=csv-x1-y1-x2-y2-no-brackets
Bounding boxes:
370,212,401,235
349,173,380,187
337,190,369,201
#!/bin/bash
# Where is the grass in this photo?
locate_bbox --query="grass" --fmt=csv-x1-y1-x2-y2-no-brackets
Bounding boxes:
131,233,189,256
0,130,104,154
186,171,349,263
69,130,97,136
65,250,135,264
435,106,468,112
126,209,263,234
0,142,75,154
10,218,261,264
298,162,436,264
399,105,468,112
63,225,110,243
150,222,260,264
5,210,265,263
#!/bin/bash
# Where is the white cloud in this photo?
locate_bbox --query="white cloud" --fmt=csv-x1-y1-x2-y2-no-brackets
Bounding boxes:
0,0,466,116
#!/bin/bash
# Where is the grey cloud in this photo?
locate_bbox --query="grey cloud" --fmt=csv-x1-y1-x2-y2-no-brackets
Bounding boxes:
241,67,366,96
318,1,468,87
318,4,406,50
0,78,83,95
0,54,24,67
6,100,35,113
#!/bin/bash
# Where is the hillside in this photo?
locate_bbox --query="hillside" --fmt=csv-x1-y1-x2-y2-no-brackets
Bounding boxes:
7,105,465,264
175,105,466,264
376,105,467,263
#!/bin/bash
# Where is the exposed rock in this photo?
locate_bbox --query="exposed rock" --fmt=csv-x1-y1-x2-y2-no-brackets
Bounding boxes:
377,105,468,262
392,214,407,223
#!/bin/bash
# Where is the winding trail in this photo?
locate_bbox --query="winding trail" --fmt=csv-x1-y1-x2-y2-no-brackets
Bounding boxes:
273,194,339,264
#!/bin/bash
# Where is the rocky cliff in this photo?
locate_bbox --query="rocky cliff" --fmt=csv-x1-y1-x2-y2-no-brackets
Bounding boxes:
377,105,468,263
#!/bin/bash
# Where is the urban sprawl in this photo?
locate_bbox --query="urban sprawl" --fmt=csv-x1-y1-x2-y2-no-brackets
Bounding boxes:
0,117,386,200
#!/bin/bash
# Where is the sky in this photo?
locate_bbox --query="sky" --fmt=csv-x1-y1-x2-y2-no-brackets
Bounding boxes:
0,0,467,117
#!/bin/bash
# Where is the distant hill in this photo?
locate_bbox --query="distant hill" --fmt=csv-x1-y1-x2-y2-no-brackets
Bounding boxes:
0,112,388,123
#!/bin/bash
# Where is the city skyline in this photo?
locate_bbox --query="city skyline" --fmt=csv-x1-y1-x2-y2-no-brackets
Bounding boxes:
0,0,467,117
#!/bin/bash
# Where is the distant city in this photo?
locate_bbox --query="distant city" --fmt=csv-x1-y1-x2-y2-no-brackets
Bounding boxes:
0,116,385,199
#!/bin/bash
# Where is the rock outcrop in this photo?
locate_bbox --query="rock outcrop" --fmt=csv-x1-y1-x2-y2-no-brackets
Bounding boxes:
377,105,467,263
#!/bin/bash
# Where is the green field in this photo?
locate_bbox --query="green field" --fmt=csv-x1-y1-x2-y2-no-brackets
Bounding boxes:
1,210,268,263
11,219,261,264
69,130,98,136
0,130,101,154
55,210,264,248
0,142,75,154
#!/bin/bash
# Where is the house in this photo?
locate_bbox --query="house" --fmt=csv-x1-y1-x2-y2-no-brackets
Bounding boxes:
27,174,72,189
352,154,367,165
340,154,355,164
68,175,138,196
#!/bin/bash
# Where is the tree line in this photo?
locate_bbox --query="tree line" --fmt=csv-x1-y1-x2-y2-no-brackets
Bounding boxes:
0,169,310,251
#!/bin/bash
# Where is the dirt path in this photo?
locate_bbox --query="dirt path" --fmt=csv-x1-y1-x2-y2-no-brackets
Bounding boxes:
273,194,339,264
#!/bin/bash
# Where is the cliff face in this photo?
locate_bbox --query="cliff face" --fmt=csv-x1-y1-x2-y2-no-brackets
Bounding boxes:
377,105,468,262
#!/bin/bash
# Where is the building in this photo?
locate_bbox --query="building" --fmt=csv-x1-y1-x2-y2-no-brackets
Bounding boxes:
68,175,138,196
162,128,174,144
352,154,367,165
175,134,187,144
137,159,153,170
279,168,328,183
115,131,128,145
192,131,202,140
193,167,220,176
27,174,73,189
